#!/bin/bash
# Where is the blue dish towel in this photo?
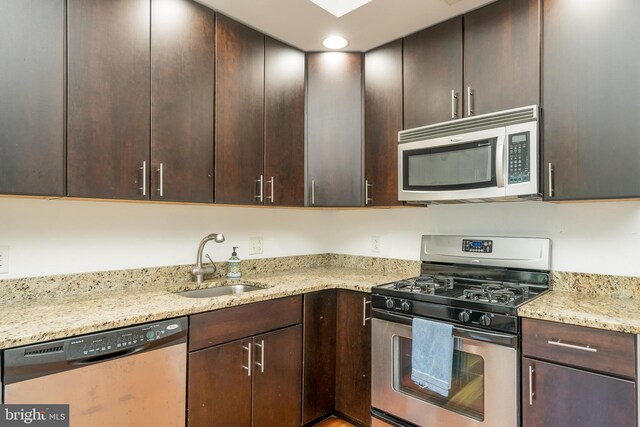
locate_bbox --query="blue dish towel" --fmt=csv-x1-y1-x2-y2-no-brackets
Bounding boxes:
411,317,454,397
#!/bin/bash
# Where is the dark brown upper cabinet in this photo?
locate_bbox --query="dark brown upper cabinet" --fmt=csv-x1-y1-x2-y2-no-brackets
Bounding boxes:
403,17,463,129
543,0,640,201
0,0,65,196
215,14,265,205
463,0,540,116
307,52,363,207
364,40,403,206
67,0,151,200
264,37,306,207
403,0,538,128
151,0,215,203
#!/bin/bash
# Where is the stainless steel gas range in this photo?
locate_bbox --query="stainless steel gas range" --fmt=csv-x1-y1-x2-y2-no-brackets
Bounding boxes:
371,235,551,427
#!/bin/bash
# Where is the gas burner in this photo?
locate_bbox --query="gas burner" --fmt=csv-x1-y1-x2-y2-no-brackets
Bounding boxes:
460,283,529,305
392,275,455,294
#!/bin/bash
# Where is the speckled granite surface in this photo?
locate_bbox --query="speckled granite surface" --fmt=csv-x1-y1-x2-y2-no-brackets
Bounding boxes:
518,271,640,333
0,255,420,350
518,290,640,334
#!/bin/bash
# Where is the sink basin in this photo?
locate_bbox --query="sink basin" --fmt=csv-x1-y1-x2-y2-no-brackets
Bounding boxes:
175,284,264,298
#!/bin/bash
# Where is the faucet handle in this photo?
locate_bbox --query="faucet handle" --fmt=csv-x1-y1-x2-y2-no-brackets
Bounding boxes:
205,254,214,265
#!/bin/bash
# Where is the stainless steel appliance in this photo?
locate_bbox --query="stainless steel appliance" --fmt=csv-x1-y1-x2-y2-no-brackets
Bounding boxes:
398,105,540,204
371,235,551,427
2,317,188,427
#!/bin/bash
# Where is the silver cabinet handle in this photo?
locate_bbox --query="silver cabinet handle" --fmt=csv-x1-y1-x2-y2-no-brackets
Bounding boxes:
157,163,164,197
139,161,147,196
451,89,459,119
265,176,274,204
255,175,264,203
311,179,316,206
528,365,535,405
548,163,554,198
241,343,252,377
547,339,597,353
495,139,505,188
255,339,265,373
466,86,474,116
362,297,371,326
365,180,373,205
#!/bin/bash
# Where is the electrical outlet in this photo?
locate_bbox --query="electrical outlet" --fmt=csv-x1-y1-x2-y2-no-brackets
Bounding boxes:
249,237,263,255
371,236,381,253
0,246,9,274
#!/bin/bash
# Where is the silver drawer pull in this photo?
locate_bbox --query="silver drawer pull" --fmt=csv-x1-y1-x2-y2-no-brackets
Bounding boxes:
362,298,371,326
241,343,252,376
528,365,535,405
547,339,597,353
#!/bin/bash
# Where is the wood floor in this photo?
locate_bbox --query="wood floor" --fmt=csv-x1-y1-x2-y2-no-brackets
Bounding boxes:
313,416,357,427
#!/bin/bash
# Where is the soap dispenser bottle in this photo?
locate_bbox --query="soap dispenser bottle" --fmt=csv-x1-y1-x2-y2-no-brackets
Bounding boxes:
227,247,241,279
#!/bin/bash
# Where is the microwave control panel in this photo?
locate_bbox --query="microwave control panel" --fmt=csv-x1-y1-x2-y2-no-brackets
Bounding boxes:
508,132,530,184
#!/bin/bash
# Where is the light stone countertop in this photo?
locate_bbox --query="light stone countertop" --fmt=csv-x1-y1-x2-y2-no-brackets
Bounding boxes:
518,290,640,334
0,266,409,350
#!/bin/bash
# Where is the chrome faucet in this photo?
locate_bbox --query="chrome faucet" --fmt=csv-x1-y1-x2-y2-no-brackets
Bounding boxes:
192,233,225,284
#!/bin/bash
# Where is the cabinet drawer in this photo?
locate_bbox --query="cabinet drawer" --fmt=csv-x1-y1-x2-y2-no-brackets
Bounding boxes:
522,318,636,379
189,296,302,351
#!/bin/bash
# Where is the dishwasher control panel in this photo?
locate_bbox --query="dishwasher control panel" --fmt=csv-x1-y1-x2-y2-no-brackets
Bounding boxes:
67,318,187,359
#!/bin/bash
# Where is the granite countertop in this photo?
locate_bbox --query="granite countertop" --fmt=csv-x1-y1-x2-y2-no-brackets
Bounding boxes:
518,290,640,334
0,266,409,350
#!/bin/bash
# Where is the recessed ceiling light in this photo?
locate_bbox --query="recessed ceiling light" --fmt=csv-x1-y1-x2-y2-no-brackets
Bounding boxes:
322,36,349,50
309,0,372,18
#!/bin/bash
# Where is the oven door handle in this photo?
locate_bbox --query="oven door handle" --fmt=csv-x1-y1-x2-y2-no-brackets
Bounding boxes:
372,308,518,348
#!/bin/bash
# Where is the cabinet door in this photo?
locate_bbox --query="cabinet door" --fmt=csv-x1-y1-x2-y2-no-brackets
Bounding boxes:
215,14,264,205
403,17,463,129
543,0,640,200
151,0,214,203
0,0,64,196
252,325,302,427
188,338,252,427
335,290,372,425
302,291,337,424
464,0,539,116
522,357,636,427
307,52,363,207
67,0,150,199
264,37,305,207
364,39,402,207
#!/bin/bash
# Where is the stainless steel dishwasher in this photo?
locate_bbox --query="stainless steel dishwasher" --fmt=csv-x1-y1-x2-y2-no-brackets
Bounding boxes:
2,317,188,427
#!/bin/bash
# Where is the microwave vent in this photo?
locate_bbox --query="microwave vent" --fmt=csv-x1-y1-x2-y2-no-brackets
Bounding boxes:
399,105,538,143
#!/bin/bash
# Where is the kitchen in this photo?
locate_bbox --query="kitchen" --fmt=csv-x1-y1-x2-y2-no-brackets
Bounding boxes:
0,0,639,426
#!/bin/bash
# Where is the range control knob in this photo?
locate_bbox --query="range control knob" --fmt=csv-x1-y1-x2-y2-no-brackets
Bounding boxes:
385,298,395,309
458,311,471,323
479,315,492,327
400,301,411,312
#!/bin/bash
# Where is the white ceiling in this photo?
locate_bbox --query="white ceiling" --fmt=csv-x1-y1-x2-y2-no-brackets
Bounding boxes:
197,0,496,52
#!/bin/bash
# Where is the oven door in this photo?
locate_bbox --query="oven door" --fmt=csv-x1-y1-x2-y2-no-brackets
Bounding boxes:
372,313,518,427
398,127,507,202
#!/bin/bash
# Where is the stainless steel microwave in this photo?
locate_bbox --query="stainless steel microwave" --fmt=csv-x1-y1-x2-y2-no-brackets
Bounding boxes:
398,105,541,204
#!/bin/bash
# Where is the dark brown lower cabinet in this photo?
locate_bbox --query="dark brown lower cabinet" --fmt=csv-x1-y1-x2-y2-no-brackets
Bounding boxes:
335,290,372,426
188,297,302,427
252,326,302,427
189,338,252,426
302,291,337,424
302,290,372,426
522,357,636,427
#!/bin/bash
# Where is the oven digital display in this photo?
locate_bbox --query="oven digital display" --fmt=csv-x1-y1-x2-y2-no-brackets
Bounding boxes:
463,239,493,253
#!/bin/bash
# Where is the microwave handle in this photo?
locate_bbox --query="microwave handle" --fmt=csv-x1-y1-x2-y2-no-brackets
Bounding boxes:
496,137,505,188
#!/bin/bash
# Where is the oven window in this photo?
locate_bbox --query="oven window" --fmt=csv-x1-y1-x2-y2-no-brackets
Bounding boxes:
403,139,497,191
393,336,485,421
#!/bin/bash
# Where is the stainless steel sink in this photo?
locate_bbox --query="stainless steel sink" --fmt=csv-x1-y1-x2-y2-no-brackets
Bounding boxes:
175,284,265,298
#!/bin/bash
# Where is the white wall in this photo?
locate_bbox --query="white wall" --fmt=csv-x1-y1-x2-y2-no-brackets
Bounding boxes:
1,198,639,279
326,201,640,277
0,198,328,279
